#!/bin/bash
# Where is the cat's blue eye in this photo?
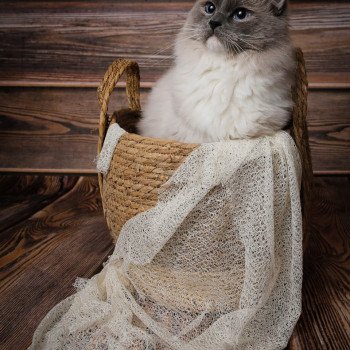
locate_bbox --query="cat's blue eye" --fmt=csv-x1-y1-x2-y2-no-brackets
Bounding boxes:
204,2,216,15
233,8,250,21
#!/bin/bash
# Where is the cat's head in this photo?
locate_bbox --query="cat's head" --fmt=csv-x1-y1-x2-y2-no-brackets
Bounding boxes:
182,0,290,54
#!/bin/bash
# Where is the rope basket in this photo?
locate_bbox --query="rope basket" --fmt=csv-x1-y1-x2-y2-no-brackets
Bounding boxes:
97,48,313,250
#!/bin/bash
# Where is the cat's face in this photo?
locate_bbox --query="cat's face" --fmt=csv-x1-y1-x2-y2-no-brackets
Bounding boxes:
183,0,289,54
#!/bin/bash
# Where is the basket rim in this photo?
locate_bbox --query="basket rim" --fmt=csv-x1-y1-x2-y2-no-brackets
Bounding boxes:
111,119,199,147
112,117,295,147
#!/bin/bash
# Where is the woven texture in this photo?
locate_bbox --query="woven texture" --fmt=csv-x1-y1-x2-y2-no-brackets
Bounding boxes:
102,133,197,238
97,49,312,244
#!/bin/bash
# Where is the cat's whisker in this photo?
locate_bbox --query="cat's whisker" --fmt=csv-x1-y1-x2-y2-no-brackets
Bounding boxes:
219,32,262,53
142,33,199,67
225,39,240,55
151,30,181,36
236,35,263,48
146,25,198,36
238,34,266,39
145,34,197,58
237,38,261,52
219,33,245,54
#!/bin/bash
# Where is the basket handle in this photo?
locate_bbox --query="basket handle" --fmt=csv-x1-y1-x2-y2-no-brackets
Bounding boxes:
97,59,141,155
97,59,141,195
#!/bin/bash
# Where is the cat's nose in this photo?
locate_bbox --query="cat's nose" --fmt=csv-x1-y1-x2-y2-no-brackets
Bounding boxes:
209,20,222,31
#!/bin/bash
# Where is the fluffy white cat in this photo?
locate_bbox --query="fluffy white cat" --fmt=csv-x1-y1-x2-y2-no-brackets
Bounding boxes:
139,0,295,143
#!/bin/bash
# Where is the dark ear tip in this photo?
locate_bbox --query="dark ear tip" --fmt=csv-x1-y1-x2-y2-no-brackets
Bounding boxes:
271,0,288,16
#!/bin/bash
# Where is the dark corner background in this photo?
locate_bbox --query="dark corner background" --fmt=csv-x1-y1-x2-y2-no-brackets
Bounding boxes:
0,1,349,349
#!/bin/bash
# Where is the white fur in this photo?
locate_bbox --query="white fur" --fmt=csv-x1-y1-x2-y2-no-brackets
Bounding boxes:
139,34,295,143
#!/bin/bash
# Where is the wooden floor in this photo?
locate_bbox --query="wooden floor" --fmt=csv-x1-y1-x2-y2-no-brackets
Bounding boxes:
0,175,349,349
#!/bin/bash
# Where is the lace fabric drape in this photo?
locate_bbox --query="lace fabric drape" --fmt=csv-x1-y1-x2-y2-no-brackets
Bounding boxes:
29,130,302,350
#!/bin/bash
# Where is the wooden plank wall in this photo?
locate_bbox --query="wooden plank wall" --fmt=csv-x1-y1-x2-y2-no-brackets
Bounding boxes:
0,0,349,174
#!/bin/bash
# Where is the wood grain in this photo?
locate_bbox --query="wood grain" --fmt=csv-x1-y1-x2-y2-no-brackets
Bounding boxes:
0,1,349,87
0,87,349,173
0,86,136,172
0,175,348,349
0,175,77,232
289,176,350,350
307,89,350,173
0,176,113,350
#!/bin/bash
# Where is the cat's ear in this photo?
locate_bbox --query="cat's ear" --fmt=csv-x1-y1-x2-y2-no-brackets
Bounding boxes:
271,0,288,16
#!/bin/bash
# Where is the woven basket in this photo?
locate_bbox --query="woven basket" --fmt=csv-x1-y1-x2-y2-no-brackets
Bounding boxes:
97,48,313,250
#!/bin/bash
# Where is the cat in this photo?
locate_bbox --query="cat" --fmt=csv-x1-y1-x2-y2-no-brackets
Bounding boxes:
138,0,296,143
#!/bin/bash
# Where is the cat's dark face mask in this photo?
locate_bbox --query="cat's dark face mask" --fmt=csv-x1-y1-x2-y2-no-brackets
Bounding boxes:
184,0,289,54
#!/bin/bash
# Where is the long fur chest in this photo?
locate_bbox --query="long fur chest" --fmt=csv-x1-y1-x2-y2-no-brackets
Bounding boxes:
141,44,294,142
170,50,292,140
